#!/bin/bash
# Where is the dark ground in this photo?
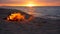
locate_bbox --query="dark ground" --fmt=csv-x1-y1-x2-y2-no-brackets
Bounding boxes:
0,8,60,34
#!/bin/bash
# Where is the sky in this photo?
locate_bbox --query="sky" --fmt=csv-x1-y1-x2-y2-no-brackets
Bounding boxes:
0,0,60,6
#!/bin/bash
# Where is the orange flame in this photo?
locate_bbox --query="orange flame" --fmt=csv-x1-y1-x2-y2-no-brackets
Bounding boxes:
7,12,25,21
7,12,33,22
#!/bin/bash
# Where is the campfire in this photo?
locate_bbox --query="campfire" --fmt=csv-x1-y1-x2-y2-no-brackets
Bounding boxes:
6,12,33,22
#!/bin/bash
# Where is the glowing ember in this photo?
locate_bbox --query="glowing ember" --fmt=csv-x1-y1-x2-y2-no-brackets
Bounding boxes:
7,12,33,22
7,12,25,21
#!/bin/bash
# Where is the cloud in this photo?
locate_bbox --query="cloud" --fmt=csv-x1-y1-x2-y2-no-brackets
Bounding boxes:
0,0,26,4
0,0,60,6
0,0,60,4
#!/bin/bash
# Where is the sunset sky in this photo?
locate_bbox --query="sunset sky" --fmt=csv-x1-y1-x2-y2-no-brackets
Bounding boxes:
0,0,60,6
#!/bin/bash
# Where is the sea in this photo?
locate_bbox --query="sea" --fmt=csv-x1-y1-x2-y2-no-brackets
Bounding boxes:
0,6,60,19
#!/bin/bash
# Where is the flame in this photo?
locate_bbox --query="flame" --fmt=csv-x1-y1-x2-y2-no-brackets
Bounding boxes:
7,12,33,22
7,12,25,21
